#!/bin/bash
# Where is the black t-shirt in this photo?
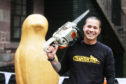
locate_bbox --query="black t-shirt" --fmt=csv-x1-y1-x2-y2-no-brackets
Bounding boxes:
58,40,115,84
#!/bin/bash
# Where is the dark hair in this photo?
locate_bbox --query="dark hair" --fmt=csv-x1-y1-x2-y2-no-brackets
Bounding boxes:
85,16,102,28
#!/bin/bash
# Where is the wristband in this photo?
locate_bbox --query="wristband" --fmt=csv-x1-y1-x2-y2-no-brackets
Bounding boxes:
48,57,55,62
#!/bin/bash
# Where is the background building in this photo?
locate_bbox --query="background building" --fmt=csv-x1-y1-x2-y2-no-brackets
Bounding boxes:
0,0,126,83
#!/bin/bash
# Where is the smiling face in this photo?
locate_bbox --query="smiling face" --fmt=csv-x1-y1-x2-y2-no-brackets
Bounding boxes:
83,17,101,44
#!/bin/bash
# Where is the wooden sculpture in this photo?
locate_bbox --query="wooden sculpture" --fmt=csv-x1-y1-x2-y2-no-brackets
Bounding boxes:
15,14,59,84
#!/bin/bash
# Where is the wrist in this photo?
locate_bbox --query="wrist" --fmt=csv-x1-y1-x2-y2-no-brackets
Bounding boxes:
48,57,55,62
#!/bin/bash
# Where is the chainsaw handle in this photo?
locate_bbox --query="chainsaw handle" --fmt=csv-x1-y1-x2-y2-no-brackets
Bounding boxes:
43,37,56,52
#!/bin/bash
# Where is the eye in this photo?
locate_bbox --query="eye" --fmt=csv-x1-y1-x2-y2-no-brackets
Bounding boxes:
93,26,98,29
87,25,92,28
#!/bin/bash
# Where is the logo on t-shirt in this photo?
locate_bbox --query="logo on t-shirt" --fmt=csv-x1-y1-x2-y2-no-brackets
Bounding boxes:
73,55,100,64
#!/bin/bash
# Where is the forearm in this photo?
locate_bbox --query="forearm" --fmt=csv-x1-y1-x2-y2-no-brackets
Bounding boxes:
106,73,115,84
50,58,61,72
46,44,61,72
105,49,115,84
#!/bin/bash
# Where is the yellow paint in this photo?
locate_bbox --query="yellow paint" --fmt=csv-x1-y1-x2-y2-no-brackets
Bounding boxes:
15,14,59,84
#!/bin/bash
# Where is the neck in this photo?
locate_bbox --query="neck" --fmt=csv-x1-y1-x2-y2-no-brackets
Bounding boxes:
84,38,97,45
21,33,46,45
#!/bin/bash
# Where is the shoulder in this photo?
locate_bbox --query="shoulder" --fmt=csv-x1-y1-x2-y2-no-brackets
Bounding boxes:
68,39,81,47
66,40,82,53
97,41,112,52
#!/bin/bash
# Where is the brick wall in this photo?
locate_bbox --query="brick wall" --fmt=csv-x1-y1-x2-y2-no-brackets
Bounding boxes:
0,0,18,53
0,0,17,66
0,0,11,53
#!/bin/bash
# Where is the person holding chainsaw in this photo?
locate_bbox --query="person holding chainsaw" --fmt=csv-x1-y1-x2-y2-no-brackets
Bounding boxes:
46,16,115,84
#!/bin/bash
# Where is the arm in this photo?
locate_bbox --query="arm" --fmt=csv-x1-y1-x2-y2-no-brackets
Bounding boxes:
104,48,115,84
46,44,61,72
50,59,61,72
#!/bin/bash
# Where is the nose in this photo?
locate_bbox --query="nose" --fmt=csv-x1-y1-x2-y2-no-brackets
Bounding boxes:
89,27,94,32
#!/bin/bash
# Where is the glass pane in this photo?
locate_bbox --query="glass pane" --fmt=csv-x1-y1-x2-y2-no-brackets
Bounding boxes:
15,5,21,15
13,16,20,27
23,0,26,4
13,27,20,39
21,17,25,26
21,17,25,23
22,6,26,15
15,0,21,4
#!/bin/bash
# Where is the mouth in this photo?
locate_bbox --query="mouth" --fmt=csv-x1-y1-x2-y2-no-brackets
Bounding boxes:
87,32,95,37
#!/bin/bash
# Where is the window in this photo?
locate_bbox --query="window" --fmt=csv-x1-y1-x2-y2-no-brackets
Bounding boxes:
11,0,33,42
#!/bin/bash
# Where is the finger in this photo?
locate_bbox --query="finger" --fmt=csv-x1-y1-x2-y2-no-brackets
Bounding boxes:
47,46,54,52
53,44,59,50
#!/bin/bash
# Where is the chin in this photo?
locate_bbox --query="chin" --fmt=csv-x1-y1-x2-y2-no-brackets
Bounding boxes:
87,37,96,41
87,36,95,39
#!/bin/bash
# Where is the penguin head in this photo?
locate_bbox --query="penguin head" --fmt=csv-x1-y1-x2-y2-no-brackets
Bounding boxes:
21,14,48,41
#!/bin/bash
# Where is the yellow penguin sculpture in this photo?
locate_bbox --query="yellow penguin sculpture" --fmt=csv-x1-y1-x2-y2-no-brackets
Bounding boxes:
15,14,59,84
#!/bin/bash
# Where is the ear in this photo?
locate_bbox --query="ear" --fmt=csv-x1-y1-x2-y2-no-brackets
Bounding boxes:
98,28,101,34
83,25,85,31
